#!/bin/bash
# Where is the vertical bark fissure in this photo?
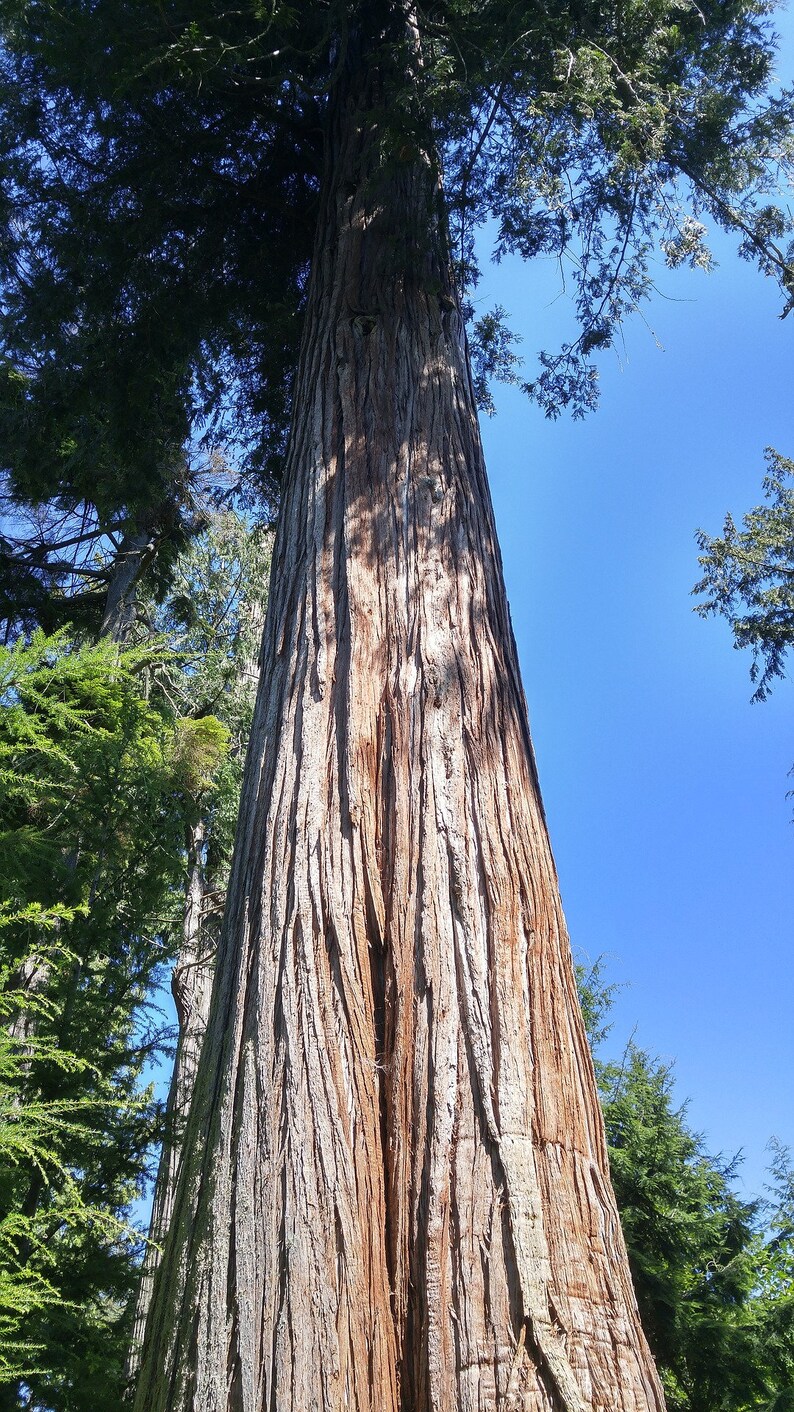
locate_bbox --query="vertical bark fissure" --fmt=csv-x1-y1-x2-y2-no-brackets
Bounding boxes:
133,28,665,1412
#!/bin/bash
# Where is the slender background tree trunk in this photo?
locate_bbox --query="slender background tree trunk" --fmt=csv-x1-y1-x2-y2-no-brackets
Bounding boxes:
101,522,157,641
126,819,215,1381
134,32,665,1412
126,561,267,1378
128,582,268,1381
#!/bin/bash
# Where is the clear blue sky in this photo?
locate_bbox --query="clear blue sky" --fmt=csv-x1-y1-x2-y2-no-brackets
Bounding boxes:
478,19,794,1199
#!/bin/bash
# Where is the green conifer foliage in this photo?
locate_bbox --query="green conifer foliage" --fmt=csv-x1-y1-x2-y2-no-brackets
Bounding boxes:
0,631,227,1411
695,449,794,703
0,0,791,501
578,963,794,1412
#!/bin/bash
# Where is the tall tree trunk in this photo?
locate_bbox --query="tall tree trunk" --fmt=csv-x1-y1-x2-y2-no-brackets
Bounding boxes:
126,819,215,1381
6,957,50,1047
134,38,665,1412
127,558,269,1384
101,522,157,641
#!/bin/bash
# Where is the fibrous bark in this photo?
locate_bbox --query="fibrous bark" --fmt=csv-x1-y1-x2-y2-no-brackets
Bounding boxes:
134,34,665,1412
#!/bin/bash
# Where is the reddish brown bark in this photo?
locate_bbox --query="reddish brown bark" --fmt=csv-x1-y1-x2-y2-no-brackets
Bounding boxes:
134,37,665,1412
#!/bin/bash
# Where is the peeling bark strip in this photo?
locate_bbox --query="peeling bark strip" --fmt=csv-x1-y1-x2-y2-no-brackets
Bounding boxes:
134,31,666,1412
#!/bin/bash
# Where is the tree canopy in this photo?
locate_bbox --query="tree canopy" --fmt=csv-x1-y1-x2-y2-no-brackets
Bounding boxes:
0,631,190,1405
579,963,794,1412
1,0,792,567
0,509,268,1410
695,448,794,702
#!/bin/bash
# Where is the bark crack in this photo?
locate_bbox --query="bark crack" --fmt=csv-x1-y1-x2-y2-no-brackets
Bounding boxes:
444,831,588,1412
